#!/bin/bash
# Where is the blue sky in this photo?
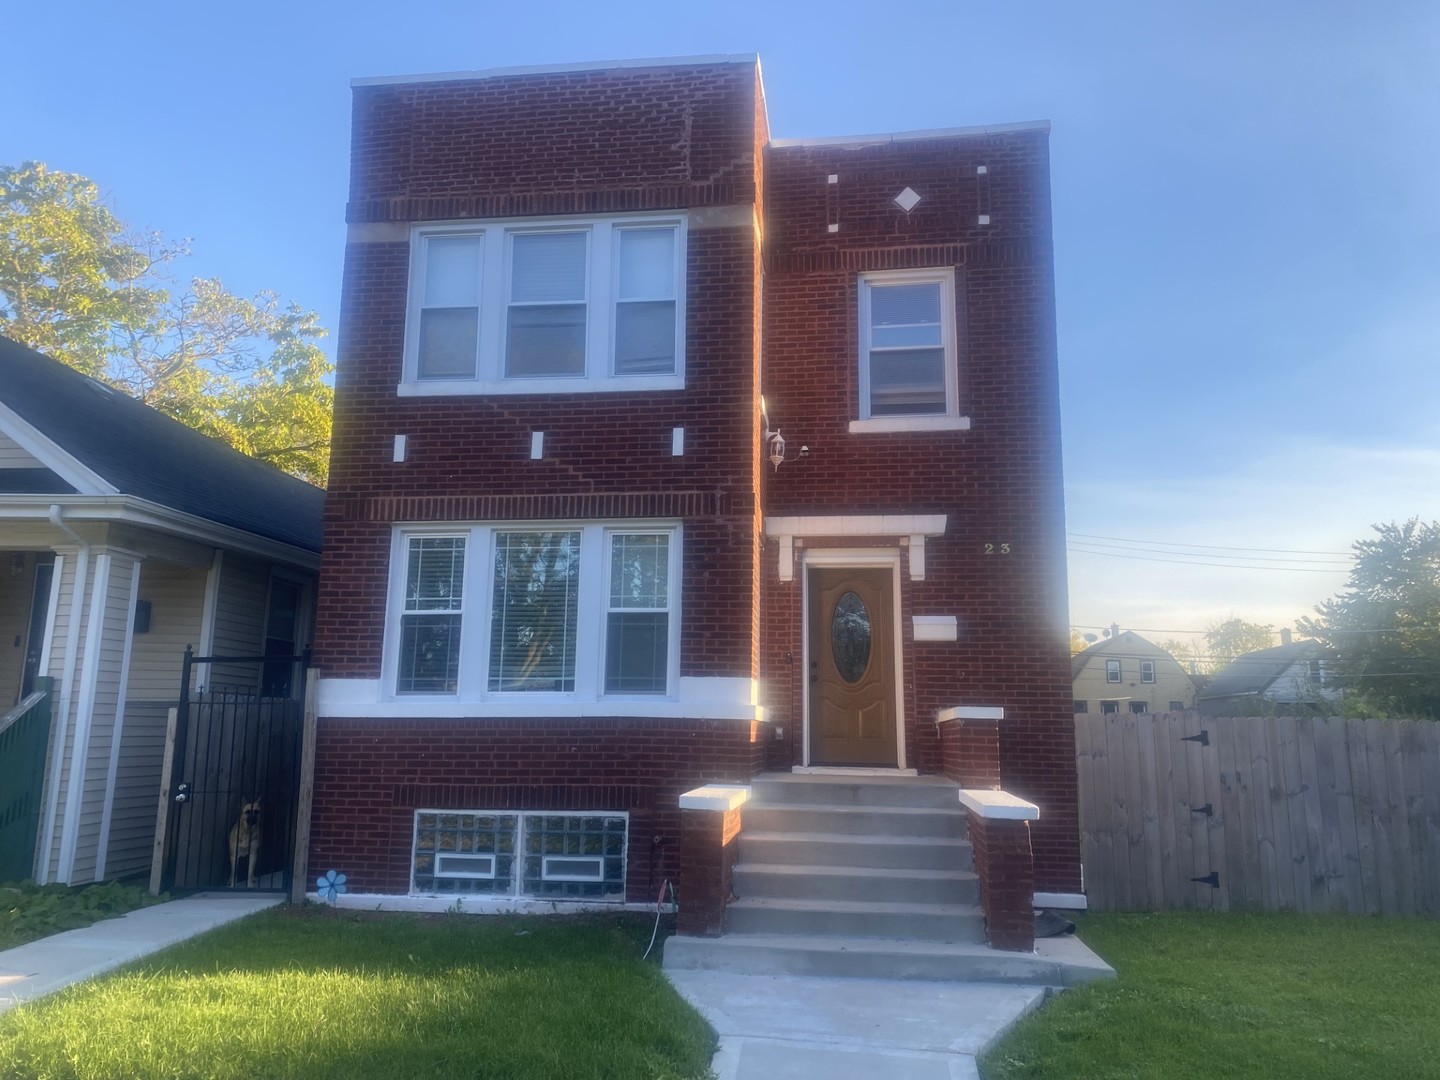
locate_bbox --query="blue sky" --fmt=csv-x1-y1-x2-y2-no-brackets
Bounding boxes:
8,0,1438,644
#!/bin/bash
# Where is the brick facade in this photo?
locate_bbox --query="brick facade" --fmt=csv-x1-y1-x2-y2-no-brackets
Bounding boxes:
309,56,1082,906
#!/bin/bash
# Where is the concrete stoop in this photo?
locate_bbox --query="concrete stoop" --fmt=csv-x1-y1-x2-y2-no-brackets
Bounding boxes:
664,772,1113,988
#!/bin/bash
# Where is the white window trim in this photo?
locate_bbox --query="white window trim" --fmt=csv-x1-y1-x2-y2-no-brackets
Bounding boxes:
382,521,682,705
400,213,686,395
852,266,963,434
1140,660,1156,683
1105,659,1122,683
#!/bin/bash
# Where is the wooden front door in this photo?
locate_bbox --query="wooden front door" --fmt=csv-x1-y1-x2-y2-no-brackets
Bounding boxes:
807,567,897,766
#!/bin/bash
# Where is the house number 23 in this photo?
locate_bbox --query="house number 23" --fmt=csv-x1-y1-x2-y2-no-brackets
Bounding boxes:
984,543,1012,555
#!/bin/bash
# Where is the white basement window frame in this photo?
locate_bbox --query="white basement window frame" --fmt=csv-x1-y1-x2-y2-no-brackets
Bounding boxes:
384,522,682,704
851,267,967,434
401,213,686,395
411,810,628,900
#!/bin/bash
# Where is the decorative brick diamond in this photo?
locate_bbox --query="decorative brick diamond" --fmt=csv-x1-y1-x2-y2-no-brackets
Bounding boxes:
894,187,922,212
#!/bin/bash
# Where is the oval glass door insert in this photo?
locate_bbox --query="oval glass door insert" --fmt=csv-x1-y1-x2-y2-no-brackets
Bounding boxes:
832,591,872,683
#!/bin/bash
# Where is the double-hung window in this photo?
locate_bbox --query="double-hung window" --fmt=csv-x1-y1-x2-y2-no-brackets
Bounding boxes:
405,215,685,394
1140,660,1156,683
1105,659,1122,683
391,524,680,702
853,267,963,432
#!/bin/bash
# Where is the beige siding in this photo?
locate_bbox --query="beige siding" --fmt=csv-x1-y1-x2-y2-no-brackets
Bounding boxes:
1074,633,1197,714
208,555,269,689
0,432,42,468
68,551,139,884
102,701,170,879
127,561,208,702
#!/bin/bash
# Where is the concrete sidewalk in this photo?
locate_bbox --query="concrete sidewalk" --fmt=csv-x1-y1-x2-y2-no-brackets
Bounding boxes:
0,892,282,1014
667,969,1052,1080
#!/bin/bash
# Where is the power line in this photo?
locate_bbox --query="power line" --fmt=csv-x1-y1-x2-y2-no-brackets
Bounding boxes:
1067,547,1348,572
1068,532,1352,556
1069,538,1350,567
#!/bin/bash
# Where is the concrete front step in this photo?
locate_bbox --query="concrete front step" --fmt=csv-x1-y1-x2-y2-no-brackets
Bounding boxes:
750,772,961,809
664,932,1117,986
724,896,986,941
743,802,966,839
740,830,973,871
733,862,979,905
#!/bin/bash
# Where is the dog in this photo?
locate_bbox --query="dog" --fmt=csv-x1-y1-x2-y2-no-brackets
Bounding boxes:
228,800,262,888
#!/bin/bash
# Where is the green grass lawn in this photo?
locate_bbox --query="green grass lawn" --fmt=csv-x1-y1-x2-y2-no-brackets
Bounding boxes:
0,906,714,1080
983,911,1440,1080
1,881,160,950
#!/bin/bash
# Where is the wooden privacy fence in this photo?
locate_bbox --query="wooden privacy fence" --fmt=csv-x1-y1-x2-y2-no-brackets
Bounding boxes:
1075,713,1440,916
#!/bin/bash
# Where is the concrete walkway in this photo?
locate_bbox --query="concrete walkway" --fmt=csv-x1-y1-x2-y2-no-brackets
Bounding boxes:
0,892,282,1014
667,969,1052,1079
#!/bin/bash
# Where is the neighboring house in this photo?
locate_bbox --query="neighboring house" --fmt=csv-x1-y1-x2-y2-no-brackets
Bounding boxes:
1196,636,1340,716
1072,630,1196,714
0,336,322,885
309,55,1081,915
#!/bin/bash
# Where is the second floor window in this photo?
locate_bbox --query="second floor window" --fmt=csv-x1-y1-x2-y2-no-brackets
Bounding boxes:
1106,659,1122,683
1140,660,1156,683
405,215,685,394
856,268,960,428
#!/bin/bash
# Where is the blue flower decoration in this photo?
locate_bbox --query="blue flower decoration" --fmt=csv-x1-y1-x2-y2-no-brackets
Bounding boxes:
317,869,348,903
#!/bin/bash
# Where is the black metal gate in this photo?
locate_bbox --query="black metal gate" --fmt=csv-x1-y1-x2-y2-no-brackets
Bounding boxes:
159,647,308,893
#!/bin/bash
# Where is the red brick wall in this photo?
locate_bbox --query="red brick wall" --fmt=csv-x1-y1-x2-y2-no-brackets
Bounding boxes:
968,813,1037,951
758,132,1080,894
677,805,744,935
316,62,764,683
309,717,763,901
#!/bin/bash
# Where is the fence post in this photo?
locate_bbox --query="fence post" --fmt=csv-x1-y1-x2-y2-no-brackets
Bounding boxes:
290,670,320,903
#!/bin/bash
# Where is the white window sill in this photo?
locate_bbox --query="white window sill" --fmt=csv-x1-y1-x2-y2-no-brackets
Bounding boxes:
397,374,684,397
848,415,971,434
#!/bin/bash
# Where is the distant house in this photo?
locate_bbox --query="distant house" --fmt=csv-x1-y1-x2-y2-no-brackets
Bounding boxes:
1072,630,1197,714
1196,638,1340,716
0,336,322,886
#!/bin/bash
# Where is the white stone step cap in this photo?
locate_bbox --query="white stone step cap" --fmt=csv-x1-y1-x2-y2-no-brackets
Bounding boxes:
958,789,1039,820
679,784,751,812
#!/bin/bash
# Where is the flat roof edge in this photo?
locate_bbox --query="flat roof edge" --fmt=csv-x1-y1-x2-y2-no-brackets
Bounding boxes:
769,120,1051,149
353,53,760,88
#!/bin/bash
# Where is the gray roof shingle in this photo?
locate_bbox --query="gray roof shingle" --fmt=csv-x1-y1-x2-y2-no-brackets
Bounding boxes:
0,335,323,553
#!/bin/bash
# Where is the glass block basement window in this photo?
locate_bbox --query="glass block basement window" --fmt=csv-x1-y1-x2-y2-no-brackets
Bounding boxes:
412,810,626,900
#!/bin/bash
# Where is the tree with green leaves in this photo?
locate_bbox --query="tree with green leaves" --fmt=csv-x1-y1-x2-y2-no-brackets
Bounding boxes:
1203,617,1277,672
0,161,332,485
1299,519,1440,719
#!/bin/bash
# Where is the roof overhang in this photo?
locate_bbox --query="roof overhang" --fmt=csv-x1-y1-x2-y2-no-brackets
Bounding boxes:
0,399,116,495
0,495,320,571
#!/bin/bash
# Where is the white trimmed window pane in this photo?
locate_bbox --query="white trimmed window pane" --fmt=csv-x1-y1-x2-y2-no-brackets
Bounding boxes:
606,533,669,694
605,613,668,693
869,349,947,415
400,536,465,693
511,232,586,303
419,308,479,378
407,537,465,610
618,228,675,299
873,322,942,349
871,283,941,329
424,236,482,307
490,532,580,692
506,305,586,376
614,301,676,374
610,534,668,607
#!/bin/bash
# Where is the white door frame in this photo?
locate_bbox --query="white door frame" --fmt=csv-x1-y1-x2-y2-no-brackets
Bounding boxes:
800,548,906,769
